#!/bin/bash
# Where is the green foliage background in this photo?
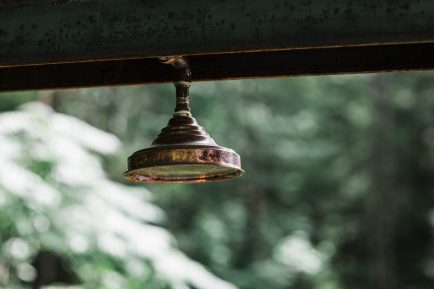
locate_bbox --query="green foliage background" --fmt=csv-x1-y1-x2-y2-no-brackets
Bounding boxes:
1,72,434,289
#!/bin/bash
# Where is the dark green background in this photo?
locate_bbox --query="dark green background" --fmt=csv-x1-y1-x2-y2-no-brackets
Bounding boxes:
1,72,434,289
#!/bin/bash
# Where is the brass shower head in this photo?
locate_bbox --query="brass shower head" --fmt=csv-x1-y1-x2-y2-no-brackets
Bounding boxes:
124,57,244,183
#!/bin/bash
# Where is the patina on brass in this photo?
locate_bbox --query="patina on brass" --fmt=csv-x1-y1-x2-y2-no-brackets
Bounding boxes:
124,57,244,183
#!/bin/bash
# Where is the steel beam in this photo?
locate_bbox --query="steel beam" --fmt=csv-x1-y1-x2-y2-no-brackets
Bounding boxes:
1,0,434,67
1,43,434,92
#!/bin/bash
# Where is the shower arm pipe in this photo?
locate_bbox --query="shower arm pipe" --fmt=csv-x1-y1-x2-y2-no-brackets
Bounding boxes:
159,56,192,115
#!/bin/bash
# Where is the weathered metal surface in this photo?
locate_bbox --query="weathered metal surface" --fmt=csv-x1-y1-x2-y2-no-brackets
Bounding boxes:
124,57,244,183
1,43,434,92
124,146,243,183
1,0,434,67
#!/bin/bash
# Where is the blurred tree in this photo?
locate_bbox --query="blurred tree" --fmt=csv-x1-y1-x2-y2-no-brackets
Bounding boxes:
0,101,237,289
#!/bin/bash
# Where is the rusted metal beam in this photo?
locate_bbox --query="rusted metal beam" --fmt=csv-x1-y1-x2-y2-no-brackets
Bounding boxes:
1,0,434,67
1,43,434,92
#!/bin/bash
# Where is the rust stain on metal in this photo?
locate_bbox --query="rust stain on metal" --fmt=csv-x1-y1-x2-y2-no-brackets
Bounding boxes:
1,0,434,67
